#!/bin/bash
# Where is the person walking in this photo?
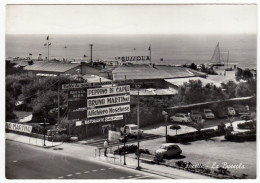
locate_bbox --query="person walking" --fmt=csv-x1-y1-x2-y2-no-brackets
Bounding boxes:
104,139,109,157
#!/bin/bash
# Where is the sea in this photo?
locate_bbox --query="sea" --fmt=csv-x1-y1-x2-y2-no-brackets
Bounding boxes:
6,34,257,69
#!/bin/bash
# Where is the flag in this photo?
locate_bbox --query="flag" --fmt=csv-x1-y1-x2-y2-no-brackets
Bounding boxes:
44,43,47,46
160,58,163,62
47,35,49,40
148,45,151,51
48,43,51,46
29,53,32,56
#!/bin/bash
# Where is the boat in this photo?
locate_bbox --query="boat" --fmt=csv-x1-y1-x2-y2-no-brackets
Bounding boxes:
208,42,225,67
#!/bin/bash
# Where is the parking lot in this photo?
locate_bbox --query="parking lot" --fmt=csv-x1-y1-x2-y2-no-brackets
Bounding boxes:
130,120,256,178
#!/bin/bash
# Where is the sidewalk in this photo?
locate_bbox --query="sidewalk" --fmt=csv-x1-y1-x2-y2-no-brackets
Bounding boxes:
6,132,62,148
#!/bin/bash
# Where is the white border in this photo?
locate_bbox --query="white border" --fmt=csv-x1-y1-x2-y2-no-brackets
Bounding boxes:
1,1,259,183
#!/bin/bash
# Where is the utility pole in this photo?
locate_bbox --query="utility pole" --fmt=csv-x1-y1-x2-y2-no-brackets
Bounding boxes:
90,44,93,65
57,80,60,124
162,111,168,143
136,84,141,170
148,45,152,65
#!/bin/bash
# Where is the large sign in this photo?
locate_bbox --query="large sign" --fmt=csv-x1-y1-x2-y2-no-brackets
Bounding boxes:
87,95,130,107
68,89,87,99
115,56,150,62
87,85,130,98
85,115,123,124
62,80,133,90
87,104,130,118
6,122,32,134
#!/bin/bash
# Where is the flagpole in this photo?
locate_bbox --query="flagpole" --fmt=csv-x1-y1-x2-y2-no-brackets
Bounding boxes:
149,45,152,65
48,36,49,62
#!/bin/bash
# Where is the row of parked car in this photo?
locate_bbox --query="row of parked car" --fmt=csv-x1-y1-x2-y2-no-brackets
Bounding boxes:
170,107,238,123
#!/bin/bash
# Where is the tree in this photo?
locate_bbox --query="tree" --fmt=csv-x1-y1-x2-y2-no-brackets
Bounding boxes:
190,63,197,70
6,92,17,120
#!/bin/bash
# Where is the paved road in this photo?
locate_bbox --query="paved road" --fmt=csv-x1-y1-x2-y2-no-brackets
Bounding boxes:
6,140,163,179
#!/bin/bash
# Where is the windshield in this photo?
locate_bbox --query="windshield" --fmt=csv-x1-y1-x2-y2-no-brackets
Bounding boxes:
192,111,199,114
131,126,138,130
160,145,167,149
185,114,189,117
205,111,211,113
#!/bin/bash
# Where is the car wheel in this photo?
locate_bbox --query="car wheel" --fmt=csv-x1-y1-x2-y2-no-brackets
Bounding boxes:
163,154,168,159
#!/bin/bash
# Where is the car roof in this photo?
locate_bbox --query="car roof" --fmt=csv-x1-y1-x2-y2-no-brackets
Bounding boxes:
175,113,187,115
161,143,178,146
126,124,138,127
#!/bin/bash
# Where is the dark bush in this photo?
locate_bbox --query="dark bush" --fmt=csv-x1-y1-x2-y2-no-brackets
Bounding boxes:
225,131,256,142
50,134,70,142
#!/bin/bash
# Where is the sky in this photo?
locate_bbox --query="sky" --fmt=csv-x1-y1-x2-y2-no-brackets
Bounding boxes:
5,4,258,35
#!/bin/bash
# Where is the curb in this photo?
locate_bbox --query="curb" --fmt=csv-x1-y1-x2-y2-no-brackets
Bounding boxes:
6,138,63,149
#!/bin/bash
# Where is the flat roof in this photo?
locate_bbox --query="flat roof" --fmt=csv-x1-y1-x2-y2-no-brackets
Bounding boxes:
165,77,221,87
112,64,196,81
24,62,80,73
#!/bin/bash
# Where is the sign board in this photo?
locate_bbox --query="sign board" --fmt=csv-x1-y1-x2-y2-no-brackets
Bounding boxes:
68,110,87,120
68,100,87,111
85,115,123,124
6,122,32,134
87,105,130,118
108,130,121,142
68,89,87,99
87,95,130,107
115,56,150,62
75,121,84,126
87,85,130,98
62,80,133,90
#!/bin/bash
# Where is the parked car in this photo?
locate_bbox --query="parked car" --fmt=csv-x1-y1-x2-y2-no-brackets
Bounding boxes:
202,109,215,119
190,110,202,121
227,107,236,116
240,115,251,120
120,124,143,138
170,113,191,123
155,143,182,158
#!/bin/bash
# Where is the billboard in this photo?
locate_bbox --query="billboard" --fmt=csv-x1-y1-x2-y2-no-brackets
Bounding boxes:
6,122,32,134
87,85,130,97
87,104,130,118
85,115,123,124
87,95,130,107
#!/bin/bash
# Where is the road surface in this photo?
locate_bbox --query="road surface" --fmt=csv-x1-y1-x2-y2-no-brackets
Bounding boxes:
6,140,164,179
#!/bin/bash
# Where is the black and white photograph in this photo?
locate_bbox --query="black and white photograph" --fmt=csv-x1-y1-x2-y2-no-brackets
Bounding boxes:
3,1,258,181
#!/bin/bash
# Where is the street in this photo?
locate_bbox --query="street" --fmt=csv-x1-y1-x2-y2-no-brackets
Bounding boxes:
6,140,163,179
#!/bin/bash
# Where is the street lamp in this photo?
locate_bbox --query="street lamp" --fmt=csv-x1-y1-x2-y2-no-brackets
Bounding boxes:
162,110,168,143
136,84,141,170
